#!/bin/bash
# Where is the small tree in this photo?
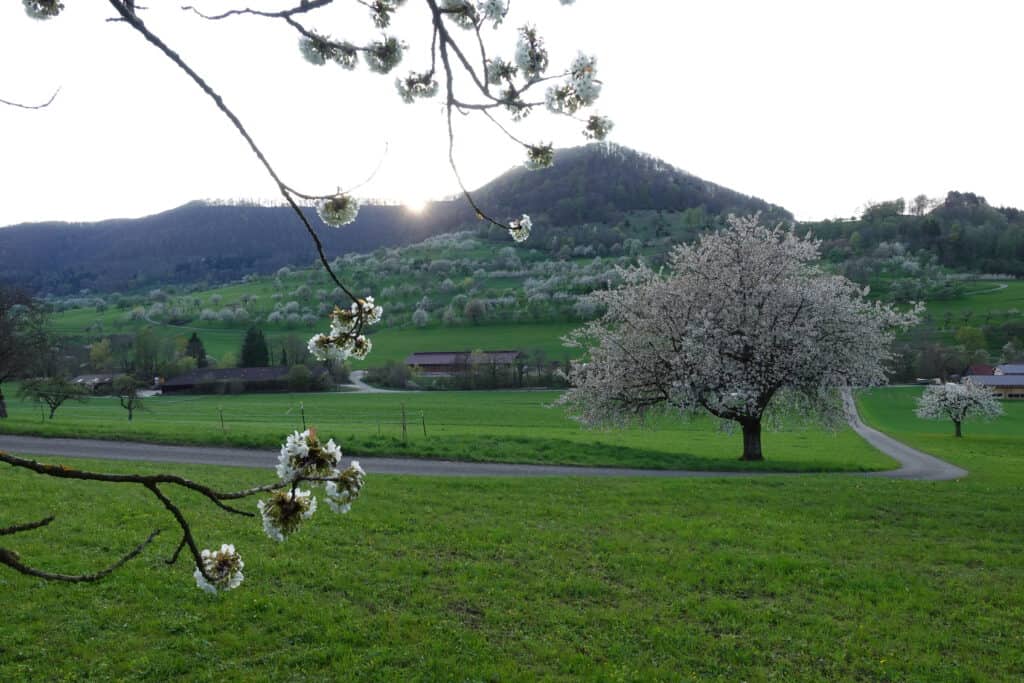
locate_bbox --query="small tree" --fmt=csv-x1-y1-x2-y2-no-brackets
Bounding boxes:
915,382,1004,437
185,333,208,368
89,338,113,372
561,216,920,461
113,375,145,422
17,377,89,420
240,328,270,367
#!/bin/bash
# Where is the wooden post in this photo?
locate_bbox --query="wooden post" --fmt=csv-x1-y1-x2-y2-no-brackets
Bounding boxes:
421,411,427,438
401,402,408,445
300,402,306,431
218,405,226,434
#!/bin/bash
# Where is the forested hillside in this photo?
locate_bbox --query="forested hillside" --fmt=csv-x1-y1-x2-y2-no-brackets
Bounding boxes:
0,144,788,295
808,191,1024,276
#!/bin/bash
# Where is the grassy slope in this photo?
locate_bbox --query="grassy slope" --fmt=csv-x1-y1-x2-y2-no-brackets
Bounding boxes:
2,387,1023,680
0,389,892,473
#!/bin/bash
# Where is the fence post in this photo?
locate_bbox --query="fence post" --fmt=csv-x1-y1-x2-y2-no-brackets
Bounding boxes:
401,402,408,445
421,411,427,438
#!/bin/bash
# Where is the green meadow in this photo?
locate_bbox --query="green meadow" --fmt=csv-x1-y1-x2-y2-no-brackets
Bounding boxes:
0,388,892,473
2,385,1023,680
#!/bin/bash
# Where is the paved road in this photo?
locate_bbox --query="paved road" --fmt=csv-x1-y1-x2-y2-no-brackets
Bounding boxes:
0,392,967,480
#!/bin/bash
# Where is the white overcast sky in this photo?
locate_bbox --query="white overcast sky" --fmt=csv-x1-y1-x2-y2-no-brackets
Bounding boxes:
1,1,1022,227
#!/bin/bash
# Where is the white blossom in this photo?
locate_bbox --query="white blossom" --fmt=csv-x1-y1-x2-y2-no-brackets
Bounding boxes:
583,114,614,141
514,26,548,80
508,215,532,242
309,296,383,361
560,215,921,460
193,544,244,594
525,144,554,170
915,382,1004,437
365,36,404,74
478,0,508,26
258,488,318,542
277,429,342,481
325,461,366,514
316,194,360,227
396,72,439,103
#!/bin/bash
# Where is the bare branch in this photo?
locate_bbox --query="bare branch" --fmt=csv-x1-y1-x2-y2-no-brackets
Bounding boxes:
181,0,334,21
0,88,60,110
0,529,160,583
0,515,55,536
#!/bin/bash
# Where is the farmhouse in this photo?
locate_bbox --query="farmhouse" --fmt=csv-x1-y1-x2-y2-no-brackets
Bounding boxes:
964,364,1024,399
405,350,524,376
71,373,115,394
162,366,329,394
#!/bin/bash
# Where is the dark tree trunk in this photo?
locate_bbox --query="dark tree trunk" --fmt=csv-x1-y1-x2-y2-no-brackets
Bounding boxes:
954,419,962,438
740,418,764,461
48,404,57,419
0,384,7,419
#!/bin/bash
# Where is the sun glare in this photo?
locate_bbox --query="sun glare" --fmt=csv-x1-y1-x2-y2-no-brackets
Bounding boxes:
404,199,428,214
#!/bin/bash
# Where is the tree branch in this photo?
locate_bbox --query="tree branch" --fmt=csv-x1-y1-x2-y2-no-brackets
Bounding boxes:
0,529,160,583
0,88,60,110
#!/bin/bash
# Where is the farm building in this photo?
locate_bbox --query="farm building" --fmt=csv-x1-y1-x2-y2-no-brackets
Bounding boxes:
404,350,524,376
161,366,329,394
964,364,1024,399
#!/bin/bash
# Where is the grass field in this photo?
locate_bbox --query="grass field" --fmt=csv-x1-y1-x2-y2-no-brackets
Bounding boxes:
2,385,1023,680
0,388,893,473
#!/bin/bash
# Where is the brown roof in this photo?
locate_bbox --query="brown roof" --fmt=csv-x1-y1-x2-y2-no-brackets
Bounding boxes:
405,350,523,366
162,366,325,387
965,364,995,376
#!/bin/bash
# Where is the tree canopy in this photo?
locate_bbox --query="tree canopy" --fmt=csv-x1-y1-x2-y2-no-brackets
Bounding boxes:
561,215,921,461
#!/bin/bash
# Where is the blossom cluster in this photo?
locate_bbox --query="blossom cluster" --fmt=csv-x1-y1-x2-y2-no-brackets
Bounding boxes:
545,52,601,115
508,215,532,243
316,193,360,227
307,296,383,362
396,71,440,103
514,26,548,81
525,144,554,171
326,461,366,514
259,429,367,542
193,544,245,594
23,0,63,20
299,34,359,69
258,488,318,542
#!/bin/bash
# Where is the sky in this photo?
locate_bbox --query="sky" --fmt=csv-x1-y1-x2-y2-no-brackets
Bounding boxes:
1,1,1022,227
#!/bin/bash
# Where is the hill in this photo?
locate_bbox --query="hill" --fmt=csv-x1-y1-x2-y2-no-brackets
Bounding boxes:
0,144,789,295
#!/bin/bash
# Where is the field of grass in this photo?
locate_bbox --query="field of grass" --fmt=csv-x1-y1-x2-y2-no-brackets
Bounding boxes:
0,389,893,473
922,280,1024,319
2,386,1023,679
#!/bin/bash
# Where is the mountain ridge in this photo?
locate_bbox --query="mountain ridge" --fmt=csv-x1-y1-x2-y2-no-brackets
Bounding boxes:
1,144,788,294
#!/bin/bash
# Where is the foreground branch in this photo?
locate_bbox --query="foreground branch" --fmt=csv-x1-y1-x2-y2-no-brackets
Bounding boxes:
0,529,160,583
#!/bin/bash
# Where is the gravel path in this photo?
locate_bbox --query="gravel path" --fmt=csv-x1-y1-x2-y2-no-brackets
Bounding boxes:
0,392,967,480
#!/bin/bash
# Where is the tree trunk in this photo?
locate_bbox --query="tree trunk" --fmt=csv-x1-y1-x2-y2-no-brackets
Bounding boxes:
740,418,764,461
954,419,962,438
0,384,7,419
48,405,57,419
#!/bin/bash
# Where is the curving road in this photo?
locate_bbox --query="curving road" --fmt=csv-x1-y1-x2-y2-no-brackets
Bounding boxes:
0,391,966,480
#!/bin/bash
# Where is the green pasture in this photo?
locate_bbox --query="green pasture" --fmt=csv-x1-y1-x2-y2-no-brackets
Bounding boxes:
0,389,893,473
921,280,1024,319
2,385,1023,679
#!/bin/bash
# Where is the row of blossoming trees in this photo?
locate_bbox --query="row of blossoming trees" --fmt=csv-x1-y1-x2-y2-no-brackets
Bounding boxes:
3,0,611,591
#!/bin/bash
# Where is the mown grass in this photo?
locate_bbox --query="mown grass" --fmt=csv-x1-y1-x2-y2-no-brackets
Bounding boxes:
2,416,1023,681
0,389,894,473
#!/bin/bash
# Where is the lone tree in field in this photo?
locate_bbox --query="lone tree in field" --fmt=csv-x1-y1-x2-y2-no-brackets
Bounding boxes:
17,376,89,420
915,382,1004,437
3,0,608,589
113,375,146,422
185,333,208,369
561,216,921,461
